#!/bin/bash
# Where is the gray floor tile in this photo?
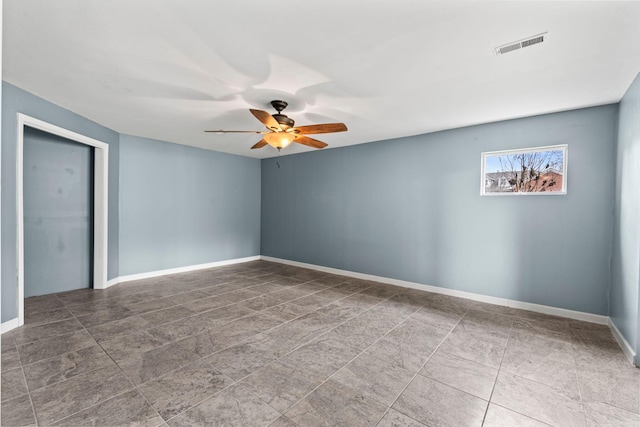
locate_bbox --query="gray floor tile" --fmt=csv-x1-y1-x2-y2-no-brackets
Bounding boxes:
483,403,551,426
17,330,96,365
13,319,84,345
377,409,427,427
55,288,109,306
138,360,234,420
117,342,201,385
167,289,213,305
153,315,217,341
24,307,74,326
2,346,22,372
99,328,173,361
365,321,446,373
168,383,281,427
122,297,178,314
75,305,135,328
3,262,635,427
30,364,133,425
87,315,153,342
1,394,37,427
393,375,487,427
140,305,197,326
175,328,237,357
491,371,586,427
577,367,640,414
436,324,507,368
281,334,361,378
269,415,300,427
22,344,114,391
583,401,640,427
24,295,64,316
51,389,164,427
332,351,415,406
285,379,387,427
410,303,465,331
242,294,291,311
329,312,395,352
206,342,280,381
460,309,514,341
1,367,29,401
199,304,257,327
67,298,126,316
512,316,572,342
420,349,498,400
501,330,580,398
242,360,325,413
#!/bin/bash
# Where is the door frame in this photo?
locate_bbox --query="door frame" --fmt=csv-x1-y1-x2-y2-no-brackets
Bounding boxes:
16,113,109,326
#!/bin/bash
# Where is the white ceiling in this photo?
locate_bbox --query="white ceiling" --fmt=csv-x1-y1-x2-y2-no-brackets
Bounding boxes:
4,1,640,158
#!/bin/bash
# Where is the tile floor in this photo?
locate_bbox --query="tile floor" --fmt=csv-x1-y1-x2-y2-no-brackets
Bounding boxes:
1,260,638,426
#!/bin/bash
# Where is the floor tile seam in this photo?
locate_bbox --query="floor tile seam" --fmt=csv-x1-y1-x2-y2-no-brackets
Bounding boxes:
482,322,513,425
135,302,198,323
428,347,501,371
483,403,556,426
89,332,170,426
157,378,276,426
374,307,469,422
260,290,401,358
582,400,640,416
22,309,123,395
413,361,498,402
569,329,596,427
14,282,347,353
21,355,114,395
273,297,430,422
43,385,146,426
23,294,64,317
197,289,372,359
13,334,41,427
135,364,240,424
450,317,515,346
12,319,87,347
216,291,402,384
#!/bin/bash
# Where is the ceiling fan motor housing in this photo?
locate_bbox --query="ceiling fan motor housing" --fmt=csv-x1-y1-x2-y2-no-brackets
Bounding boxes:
273,113,294,128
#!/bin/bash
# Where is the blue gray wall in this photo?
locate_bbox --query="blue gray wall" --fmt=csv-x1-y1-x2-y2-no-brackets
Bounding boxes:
118,135,261,276
2,82,120,322
261,105,618,315
611,72,640,361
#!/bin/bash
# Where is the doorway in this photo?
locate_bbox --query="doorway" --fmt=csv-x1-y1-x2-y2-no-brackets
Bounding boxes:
23,127,94,297
17,114,109,326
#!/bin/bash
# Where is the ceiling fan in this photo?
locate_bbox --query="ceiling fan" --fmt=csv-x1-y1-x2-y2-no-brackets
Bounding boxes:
205,100,347,150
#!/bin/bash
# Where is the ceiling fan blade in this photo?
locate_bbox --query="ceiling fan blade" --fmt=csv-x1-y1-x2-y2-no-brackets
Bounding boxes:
251,139,268,149
292,123,347,134
294,135,328,149
204,130,265,134
250,109,282,131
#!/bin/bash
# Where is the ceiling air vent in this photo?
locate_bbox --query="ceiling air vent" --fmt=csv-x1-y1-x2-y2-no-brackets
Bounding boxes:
495,32,547,56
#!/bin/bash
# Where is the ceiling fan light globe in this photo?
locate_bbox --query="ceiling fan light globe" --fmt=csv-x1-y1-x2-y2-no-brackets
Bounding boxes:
264,132,295,149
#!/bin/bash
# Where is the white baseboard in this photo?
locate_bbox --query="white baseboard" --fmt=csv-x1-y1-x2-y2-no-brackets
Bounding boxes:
608,318,637,366
1,318,20,334
260,256,609,325
106,256,261,288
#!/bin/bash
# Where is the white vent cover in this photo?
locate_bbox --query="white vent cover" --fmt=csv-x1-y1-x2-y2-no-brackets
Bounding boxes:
495,32,547,56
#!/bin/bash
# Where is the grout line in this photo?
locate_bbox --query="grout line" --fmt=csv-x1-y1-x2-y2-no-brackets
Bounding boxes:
570,327,591,427
160,284,399,424
252,293,431,423
479,317,513,426
372,306,469,426
13,347,40,426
